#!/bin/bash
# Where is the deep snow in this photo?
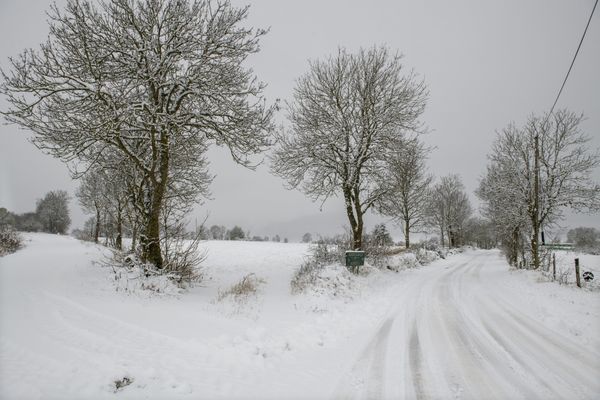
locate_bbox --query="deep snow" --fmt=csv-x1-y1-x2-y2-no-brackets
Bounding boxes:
1,233,599,399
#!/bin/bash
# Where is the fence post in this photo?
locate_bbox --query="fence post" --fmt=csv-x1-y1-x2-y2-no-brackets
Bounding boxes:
575,258,581,288
552,253,556,281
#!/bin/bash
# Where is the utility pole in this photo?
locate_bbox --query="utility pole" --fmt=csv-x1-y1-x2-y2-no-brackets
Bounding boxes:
533,133,540,269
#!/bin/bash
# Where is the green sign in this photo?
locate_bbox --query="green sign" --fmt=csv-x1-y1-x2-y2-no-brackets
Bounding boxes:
345,251,365,270
543,243,574,251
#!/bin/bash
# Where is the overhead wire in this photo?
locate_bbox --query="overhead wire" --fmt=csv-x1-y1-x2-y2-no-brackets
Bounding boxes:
545,0,598,120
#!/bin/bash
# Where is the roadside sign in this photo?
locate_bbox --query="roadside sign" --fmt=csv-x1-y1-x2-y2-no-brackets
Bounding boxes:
543,243,574,251
345,251,365,273
583,271,594,282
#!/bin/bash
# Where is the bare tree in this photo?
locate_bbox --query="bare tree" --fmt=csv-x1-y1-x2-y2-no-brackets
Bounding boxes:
301,232,312,243
36,190,71,234
462,217,497,249
209,225,226,240
272,46,427,250
76,170,105,243
426,175,472,247
477,160,530,266
1,0,274,268
479,110,600,267
378,138,432,248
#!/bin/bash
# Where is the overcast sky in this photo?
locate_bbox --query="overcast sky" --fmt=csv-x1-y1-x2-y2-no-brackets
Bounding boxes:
1,0,599,241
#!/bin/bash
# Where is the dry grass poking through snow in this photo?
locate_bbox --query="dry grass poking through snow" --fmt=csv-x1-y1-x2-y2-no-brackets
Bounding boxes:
217,273,266,303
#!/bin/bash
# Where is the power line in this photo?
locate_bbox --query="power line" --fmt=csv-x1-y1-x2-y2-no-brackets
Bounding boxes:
533,1,597,268
546,0,598,117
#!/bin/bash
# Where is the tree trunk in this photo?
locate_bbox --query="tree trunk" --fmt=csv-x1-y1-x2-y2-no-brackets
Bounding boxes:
404,219,410,249
94,206,100,243
354,211,363,250
511,228,519,266
131,224,137,253
143,185,165,268
343,188,362,250
115,204,122,250
142,130,169,269
531,227,539,270
532,133,540,269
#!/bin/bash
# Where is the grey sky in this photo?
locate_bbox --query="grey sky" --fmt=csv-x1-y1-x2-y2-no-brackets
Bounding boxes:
1,0,599,241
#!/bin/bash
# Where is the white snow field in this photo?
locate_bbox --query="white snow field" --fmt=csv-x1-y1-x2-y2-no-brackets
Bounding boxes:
1,233,599,400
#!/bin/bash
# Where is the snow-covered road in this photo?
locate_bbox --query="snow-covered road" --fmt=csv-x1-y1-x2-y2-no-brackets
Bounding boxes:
334,251,600,400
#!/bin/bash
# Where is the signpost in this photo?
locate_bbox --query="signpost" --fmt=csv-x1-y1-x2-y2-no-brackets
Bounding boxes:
345,251,365,274
543,243,574,251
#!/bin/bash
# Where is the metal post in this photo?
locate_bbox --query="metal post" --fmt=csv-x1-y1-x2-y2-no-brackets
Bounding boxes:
552,253,556,281
575,258,581,288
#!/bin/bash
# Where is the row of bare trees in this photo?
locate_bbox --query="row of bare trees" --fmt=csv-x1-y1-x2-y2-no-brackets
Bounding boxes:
271,47,476,249
1,0,274,269
2,0,488,272
477,110,599,268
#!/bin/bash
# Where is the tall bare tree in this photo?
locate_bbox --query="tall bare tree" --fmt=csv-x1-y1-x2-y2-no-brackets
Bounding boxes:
426,175,472,248
478,110,600,267
378,138,432,248
477,159,530,266
36,190,71,234
272,46,427,250
1,0,274,268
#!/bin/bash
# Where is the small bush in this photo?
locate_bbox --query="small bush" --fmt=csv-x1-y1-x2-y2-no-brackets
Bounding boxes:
291,259,324,294
312,241,343,265
0,227,22,256
217,273,266,302
414,248,440,265
72,228,93,242
107,252,187,296
161,224,206,286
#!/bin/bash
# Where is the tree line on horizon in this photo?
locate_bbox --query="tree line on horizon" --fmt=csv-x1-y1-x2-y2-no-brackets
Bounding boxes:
0,190,71,235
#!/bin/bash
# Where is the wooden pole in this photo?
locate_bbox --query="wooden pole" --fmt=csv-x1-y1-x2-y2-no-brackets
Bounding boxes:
552,253,556,281
533,133,540,269
575,258,581,288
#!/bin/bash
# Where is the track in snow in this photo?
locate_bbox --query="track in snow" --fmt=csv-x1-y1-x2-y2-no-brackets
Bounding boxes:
333,251,600,400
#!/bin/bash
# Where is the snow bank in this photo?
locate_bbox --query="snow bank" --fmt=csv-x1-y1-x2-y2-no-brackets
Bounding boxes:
384,248,440,271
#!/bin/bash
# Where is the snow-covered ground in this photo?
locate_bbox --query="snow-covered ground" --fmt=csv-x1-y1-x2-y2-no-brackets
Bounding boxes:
1,233,599,399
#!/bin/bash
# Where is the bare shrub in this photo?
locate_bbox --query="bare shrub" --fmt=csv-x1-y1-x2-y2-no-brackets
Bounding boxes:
162,229,206,287
363,241,390,268
312,241,344,265
0,227,22,256
291,259,323,294
414,248,440,264
556,268,570,285
217,273,266,302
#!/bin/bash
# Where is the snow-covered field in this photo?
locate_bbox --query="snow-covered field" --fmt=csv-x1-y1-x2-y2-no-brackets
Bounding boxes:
1,233,599,399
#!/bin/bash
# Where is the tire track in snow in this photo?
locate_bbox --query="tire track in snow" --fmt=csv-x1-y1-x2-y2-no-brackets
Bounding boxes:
334,251,600,400
408,322,426,400
365,318,394,399
334,317,394,400
434,257,545,400
476,295,600,398
431,257,523,400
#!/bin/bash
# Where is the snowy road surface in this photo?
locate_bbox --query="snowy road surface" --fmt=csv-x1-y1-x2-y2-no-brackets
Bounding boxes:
1,234,599,399
333,251,600,400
